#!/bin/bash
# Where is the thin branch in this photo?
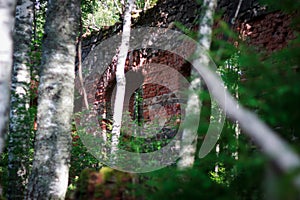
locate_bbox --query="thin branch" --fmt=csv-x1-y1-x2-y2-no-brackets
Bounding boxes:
78,13,89,110
114,0,122,14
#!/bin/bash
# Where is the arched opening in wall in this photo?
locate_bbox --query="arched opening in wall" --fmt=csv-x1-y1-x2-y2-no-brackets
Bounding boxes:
95,63,117,132
127,83,181,128
94,48,195,152
128,86,143,124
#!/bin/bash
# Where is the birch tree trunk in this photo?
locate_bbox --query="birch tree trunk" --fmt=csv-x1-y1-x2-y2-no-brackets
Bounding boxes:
111,0,134,156
26,0,80,199
177,0,217,169
0,0,16,196
0,0,16,154
7,0,33,198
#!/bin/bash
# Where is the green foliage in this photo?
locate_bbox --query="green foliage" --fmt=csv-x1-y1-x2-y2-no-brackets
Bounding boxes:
72,167,134,200
236,36,300,149
81,0,98,20
0,152,8,197
137,164,233,200
80,0,158,34
81,0,121,32
118,111,179,153
135,0,158,10
68,128,101,193
260,0,300,13
31,0,46,65
2,0,298,199
0,1,46,197
209,163,227,184
124,1,300,198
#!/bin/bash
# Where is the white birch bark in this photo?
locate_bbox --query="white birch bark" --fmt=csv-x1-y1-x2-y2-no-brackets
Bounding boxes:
0,0,16,154
177,0,217,170
7,0,33,198
26,0,80,199
111,0,134,156
0,2,16,197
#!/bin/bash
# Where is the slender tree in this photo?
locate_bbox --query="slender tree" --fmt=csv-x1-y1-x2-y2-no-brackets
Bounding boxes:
26,0,80,198
111,0,135,156
0,0,16,154
177,0,217,169
7,0,34,198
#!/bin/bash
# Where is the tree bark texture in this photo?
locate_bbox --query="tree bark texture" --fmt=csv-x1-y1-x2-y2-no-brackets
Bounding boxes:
0,1,16,197
7,0,33,199
26,0,80,199
0,0,16,154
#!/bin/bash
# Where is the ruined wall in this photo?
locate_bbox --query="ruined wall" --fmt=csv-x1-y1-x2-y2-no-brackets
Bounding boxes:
76,0,295,132
237,11,294,52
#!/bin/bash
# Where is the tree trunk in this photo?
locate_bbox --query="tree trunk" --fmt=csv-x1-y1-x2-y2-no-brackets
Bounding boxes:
111,0,134,157
0,0,16,196
177,0,217,169
0,0,16,154
7,0,33,198
26,0,80,199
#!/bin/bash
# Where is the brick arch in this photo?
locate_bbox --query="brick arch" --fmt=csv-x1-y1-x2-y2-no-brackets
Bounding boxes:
93,49,191,139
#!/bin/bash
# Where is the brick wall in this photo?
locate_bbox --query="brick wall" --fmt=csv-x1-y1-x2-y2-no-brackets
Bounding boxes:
75,0,294,134
236,11,294,52
92,49,190,132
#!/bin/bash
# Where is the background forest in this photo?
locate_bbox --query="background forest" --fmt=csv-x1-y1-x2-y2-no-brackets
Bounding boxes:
0,0,300,199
